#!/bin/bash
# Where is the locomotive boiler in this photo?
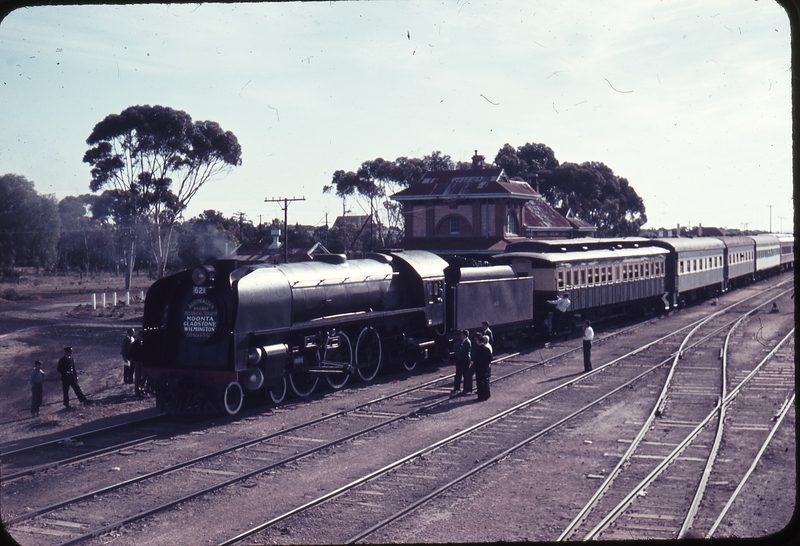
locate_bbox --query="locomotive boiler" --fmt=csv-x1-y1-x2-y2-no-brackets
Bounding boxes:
141,250,533,415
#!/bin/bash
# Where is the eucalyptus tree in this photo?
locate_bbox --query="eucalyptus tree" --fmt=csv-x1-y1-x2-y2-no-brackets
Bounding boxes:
324,151,452,248
83,104,242,288
0,174,60,272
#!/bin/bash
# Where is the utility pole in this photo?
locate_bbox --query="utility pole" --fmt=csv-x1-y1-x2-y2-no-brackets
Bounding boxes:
265,196,305,263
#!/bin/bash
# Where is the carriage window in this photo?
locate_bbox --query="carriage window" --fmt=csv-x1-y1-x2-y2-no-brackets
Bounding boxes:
633,264,638,279
557,270,564,290
615,265,621,282
566,270,572,288
693,259,697,271
595,267,600,284
679,261,684,274
600,267,606,284
587,268,594,286
580,269,586,286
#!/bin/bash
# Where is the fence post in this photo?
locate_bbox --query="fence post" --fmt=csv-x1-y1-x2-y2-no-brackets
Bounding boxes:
92,293,96,310
102,293,106,308
126,291,130,306
113,292,117,306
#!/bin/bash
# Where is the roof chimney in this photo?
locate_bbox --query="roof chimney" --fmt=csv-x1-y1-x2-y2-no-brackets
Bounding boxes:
471,150,485,169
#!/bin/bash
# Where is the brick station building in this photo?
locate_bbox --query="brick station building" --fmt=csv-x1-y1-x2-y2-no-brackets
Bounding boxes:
391,156,595,258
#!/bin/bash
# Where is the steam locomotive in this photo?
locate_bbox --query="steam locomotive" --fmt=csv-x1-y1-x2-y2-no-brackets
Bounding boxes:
141,234,793,415
141,250,533,415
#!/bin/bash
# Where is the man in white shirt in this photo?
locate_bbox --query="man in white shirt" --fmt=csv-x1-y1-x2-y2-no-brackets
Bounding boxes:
582,320,594,372
547,293,571,334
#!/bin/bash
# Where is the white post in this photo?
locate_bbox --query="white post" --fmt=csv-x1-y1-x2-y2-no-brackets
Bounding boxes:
113,292,117,306
126,291,130,306
140,290,145,301
102,293,106,308
92,293,97,310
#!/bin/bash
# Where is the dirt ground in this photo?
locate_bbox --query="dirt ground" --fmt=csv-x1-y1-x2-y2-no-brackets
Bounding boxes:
0,271,157,450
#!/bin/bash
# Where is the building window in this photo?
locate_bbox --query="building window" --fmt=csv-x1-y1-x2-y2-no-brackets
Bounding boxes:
507,213,518,235
449,217,460,235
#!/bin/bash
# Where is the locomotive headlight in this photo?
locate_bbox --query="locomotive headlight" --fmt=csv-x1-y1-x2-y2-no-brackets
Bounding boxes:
192,265,216,286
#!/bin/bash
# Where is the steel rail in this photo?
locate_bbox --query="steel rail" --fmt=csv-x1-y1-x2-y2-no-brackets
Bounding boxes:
582,328,794,540
0,413,163,457
556,287,792,541
12,281,791,543
44,352,526,543
220,296,786,546
676,308,746,537
706,391,795,538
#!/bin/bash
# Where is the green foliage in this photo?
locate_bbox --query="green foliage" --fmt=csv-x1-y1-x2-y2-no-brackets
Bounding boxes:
83,104,242,282
494,143,646,237
0,174,61,270
323,151,453,249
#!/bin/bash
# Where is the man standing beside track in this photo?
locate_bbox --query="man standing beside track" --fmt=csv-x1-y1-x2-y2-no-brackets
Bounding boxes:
451,329,473,395
57,346,90,408
582,320,594,373
473,335,492,401
121,328,135,384
547,293,571,335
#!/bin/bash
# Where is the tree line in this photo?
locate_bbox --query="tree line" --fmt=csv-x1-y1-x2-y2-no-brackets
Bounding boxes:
1,103,652,285
326,144,649,244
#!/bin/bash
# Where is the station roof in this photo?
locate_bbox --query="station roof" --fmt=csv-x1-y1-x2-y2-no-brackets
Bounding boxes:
391,168,540,201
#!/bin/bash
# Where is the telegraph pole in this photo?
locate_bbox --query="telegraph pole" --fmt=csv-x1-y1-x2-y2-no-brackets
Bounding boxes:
265,196,305,263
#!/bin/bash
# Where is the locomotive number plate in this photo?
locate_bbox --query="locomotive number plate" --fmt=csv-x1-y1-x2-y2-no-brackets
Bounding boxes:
193,286,207,294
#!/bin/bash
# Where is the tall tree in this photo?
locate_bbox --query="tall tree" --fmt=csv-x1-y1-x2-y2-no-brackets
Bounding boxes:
0,174,60,272
494,142,559,183
324,151,451,249
83,104,242,288
494,143,646,236
540,162,647,236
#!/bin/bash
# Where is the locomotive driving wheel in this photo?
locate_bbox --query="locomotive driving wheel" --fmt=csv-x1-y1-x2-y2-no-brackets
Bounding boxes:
324,331,352,389
289,351,320,398
220,381,244,415
268,377,287,404
401,352,418,371
355,326,382,382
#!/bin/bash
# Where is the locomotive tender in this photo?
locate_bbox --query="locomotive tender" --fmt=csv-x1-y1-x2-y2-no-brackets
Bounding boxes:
142,234,792,415
141,250,533,415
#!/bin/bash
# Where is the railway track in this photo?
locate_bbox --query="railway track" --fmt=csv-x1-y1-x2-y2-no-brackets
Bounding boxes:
571,331,794,541
2,281,791,545
221,284,791,545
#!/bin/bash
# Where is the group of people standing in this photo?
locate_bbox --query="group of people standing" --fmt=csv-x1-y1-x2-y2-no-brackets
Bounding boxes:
29,346,92,416
447,312,595,408
451,320,494,402
27,327,146,417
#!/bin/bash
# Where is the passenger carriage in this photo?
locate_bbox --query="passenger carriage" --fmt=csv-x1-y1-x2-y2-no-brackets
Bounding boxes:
650,237,725,308
749,234,781,278
717,236,755,290
496,238,669,334
775,234,795,271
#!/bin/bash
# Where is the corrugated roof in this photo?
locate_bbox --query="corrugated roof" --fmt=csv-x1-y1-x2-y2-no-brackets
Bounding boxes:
522,200,573,229
393,168,539,200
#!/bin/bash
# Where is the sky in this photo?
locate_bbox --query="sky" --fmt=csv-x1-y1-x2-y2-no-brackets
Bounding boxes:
0,0,793,234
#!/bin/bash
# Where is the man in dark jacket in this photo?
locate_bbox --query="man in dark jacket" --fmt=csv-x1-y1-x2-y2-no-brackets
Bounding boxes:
57,347,89,408
473,335,492,401
451,330,472,395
